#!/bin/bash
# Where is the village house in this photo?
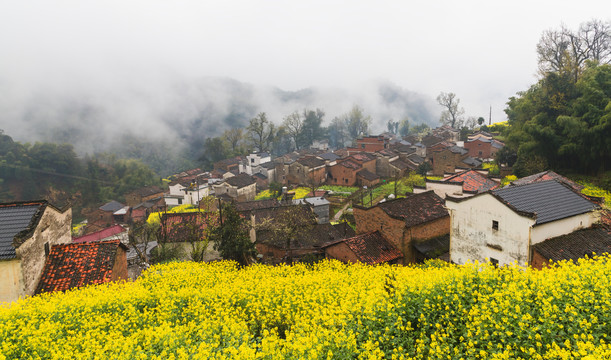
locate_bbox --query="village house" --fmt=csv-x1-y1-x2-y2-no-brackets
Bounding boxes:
327,159,362,187
432,125,461,142
509,170,584,192
73,224,128,244
86,200,125,232
0,200,72,303
322,231,403,265
213,173,257,202
414,169,499,199
130,199,164,223
353,191,450,264
375,149,400,178
251,204,351,264
356,169,380,187
165,180,210,207
464,137,504,160
310,139,330,151
124,185,164,207
431,146,470,176
347,135,389,153
35,240,128,295
157,212,221,262
531,225,611,269
239,152,272,175
446,180,600,267
213,156,242,173
286,156,326,186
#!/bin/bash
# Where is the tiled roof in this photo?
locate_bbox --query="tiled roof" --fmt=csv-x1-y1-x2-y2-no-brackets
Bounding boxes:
333,222,356,238
533,226,611,263
511,171,584,192
413,234,450,258
447,146,468,155
444,170,499,193
357,169,380,181
320,152,340,161
350,152,377,163
128,185,164,197
392,144,416,154
297,156,326,168
35,240,126,295
462,157,482,167
323,231,403,265
376,191,449,227
235,199,280,213
422,135,444,147
390,159,410,170
253,173,268,180
338,159,362,170
406,154,424,164
377,149,398,157
0,201,46,260
99,200,125,212
73,224,126,243
224,173,256,188
256,208,338,249
160,212,219,243
492,180,598,225
260,161,276,169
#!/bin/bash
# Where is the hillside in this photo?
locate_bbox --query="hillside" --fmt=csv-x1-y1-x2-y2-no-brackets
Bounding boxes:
1,258,610,359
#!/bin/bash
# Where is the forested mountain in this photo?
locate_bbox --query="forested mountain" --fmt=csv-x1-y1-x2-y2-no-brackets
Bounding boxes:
0,78,438,176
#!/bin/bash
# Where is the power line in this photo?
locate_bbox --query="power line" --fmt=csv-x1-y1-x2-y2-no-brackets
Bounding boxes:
0,163,117,185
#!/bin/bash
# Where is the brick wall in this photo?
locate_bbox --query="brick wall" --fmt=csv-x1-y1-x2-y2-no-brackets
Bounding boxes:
464,139,492,159
111,246,128,281
530,249,548,270
328,164,358,186
354,206,450,265
432,149,467,176
325,242,360,263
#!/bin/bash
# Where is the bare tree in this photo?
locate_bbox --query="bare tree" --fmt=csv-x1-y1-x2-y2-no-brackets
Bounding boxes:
437,92,465,129
247,113,275,153
223,128,244,154
282,111,304,150
537,19,611,82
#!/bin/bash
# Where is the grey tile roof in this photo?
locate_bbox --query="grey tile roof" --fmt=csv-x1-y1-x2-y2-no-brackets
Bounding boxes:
99,200,125,212
492,180,598,225
225,173,256,188
0,202,45,260
533,226,611,262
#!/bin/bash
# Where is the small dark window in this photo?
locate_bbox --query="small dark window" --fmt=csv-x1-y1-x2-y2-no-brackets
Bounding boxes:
490,258,499,267
478,151,483,156
361,144,365,148
178,198,183,205
492,220,499,230
251,158,255,163
44,242,50,256
345,178,348,184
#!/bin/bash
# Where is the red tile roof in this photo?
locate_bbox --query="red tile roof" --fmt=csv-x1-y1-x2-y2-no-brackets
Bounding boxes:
35,240,126,295
324,231,403,265
73,224,126,243
349,152,377,163
444,169,499,193
338,159,362,170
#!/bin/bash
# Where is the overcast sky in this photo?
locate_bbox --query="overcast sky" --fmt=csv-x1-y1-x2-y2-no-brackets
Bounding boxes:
1,0,609,129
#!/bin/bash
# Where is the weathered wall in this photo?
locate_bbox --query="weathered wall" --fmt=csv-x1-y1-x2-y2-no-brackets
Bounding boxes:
16,206,72,297
422,181,465,199
530,249,549,270
327,164,358,186
324,242,359,264
353,206,448,265
464,139,492,159
0,259,23,303
447,194,535,266
111,246,128,282
531,212,596,245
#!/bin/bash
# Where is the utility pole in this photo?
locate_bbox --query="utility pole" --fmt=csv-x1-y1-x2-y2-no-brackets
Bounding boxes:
489,106,492,126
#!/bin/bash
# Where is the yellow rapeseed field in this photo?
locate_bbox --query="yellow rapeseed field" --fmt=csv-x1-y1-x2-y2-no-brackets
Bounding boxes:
1,257,610,359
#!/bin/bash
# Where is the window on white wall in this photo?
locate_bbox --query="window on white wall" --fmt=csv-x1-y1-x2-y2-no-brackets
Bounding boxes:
492,220,499,231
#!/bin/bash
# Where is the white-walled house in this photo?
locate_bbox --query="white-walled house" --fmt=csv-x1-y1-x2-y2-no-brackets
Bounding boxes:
446,180,599,266
165,181,210,207
240,152,272,175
